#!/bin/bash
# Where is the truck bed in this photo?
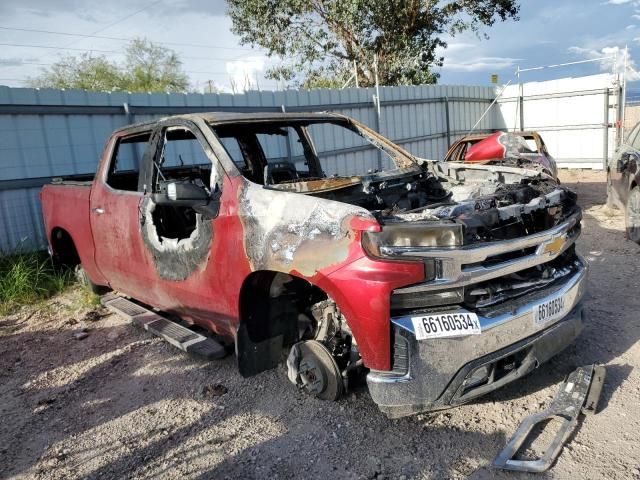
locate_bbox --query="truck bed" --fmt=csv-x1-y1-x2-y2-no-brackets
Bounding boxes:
40,180,106,285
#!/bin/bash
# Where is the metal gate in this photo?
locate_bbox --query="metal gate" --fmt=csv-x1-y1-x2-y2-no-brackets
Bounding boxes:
496,73,624,169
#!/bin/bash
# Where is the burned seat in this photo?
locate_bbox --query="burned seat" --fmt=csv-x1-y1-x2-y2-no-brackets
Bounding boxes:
264,162,299,185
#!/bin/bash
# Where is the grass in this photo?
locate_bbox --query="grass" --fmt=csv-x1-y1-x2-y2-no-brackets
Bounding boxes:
76,287,102,309
0,251,76,316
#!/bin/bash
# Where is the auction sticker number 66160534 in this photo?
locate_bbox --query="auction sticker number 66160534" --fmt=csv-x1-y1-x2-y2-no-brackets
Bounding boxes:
411,312,482,340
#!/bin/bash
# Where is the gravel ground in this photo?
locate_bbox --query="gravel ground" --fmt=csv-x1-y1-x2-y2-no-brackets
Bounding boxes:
1,170,639,480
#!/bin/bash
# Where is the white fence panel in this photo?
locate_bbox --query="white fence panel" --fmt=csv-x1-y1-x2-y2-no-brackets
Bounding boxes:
496,74,621,169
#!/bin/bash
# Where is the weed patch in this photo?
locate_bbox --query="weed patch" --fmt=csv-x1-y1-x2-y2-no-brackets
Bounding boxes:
0,252,74,315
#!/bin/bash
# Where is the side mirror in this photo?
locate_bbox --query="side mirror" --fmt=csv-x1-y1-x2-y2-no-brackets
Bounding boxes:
153,181,209,207
153,181,221,219
618,153,632,173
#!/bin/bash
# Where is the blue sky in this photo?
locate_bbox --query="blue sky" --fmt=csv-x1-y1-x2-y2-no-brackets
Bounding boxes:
0,0,636,92
436,0,638,86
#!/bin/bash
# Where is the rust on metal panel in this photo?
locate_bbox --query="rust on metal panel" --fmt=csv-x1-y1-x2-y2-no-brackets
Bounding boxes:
270,176,363,193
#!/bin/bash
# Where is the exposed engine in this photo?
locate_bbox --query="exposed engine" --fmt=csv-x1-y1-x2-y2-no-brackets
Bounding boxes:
306,163,578,246
277,162,580,402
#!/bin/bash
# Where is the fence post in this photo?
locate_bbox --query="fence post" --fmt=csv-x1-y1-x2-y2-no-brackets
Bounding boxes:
616,83,624,148
373,94,383,170
122,102,133,124
519,94,524,132
444,96,451,148
603,88,610,170
282,104,293,163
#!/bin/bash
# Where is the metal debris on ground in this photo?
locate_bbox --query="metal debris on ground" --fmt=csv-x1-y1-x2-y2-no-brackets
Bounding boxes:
202,384,228,397
493,364,606,473
83,308,109,322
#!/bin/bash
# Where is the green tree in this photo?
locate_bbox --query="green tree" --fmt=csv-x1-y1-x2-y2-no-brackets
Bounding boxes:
121,39,189,92
28,38,190,92
226,0,520,87
28,54,122,91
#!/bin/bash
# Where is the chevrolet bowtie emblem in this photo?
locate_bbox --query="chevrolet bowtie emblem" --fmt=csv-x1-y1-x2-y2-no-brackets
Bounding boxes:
541,235,567,256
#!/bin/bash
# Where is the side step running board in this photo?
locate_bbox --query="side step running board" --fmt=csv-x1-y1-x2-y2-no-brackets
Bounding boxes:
101,293,226,360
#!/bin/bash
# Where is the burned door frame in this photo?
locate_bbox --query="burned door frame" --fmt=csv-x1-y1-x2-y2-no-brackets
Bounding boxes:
138,118,224,282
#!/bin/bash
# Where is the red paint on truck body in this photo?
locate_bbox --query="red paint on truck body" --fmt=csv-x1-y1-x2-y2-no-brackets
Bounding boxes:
41,127,424,372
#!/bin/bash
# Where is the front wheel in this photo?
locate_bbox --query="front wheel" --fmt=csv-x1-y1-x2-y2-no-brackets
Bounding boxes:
625,186,640,244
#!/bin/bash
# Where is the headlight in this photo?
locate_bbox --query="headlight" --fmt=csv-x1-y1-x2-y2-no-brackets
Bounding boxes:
362,222,464,308
362,222,462,258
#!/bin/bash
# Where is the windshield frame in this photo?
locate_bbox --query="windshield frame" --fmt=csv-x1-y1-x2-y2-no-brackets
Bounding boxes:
207,117,418,187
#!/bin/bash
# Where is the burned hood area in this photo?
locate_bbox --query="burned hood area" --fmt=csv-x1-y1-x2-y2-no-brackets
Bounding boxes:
291,160,582,313
291,163,579,246
210,114,578,248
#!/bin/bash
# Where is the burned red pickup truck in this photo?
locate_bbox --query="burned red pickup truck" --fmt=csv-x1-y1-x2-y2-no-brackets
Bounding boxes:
41,113,586,418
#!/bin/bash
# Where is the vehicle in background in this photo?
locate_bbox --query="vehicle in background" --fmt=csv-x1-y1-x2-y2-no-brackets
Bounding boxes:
443,131,558,179
607,121,640,244
41,113,586,418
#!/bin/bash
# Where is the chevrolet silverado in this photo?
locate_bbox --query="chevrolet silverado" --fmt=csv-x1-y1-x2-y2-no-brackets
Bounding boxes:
40,112,587,418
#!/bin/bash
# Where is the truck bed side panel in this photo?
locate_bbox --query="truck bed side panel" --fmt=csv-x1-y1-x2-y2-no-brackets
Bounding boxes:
40,184,107,286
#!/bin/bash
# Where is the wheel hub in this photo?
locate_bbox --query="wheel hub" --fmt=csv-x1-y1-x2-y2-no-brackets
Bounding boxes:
294,340,344,401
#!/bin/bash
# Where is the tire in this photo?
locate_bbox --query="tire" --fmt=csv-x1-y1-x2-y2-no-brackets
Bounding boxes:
75,265,110,295
625,186,640,244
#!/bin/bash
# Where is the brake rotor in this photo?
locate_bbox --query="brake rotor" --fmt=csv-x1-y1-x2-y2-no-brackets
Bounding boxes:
297,340,344,401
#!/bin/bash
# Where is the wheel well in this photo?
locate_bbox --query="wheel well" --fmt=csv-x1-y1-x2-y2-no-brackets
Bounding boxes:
236,270,327,376
50,228,80,266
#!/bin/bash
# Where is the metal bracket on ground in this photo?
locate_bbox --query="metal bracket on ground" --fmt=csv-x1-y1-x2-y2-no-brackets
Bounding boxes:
493,364,606,473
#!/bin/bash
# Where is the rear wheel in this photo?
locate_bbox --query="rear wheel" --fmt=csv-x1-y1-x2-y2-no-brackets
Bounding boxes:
625,186,640,244
75,265,110,295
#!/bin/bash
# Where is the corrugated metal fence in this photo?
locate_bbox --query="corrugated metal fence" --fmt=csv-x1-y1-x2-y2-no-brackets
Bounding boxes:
0,84,495,253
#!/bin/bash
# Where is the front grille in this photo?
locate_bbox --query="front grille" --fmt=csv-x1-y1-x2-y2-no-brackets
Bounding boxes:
388,213,582,316
464,247,580,310
467,246,537,268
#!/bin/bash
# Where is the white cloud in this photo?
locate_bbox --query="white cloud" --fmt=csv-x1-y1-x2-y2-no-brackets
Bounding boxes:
443,57,521,72
603,0,635,5
444,42,476,52
569,45,640,80
225,56,266,92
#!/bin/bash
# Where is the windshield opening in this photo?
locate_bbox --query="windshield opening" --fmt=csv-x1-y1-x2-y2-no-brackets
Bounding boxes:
210,119,416,188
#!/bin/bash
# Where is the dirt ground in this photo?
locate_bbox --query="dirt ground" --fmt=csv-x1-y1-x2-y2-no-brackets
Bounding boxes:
1,170,639,480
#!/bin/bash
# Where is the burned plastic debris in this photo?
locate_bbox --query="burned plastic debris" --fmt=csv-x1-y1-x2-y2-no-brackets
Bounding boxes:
493,364,605,473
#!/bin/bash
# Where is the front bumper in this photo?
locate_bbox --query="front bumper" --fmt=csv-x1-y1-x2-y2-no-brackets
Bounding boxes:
367,255,588,418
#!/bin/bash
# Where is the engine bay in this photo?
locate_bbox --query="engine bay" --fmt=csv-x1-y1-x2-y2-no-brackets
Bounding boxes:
297,162,579,245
